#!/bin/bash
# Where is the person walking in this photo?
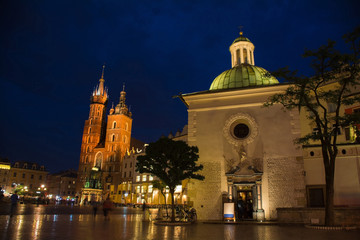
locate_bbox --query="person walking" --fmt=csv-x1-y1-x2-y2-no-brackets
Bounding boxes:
102,197,113,220
92,201,98,217
10,191,19,217
237,196,245,220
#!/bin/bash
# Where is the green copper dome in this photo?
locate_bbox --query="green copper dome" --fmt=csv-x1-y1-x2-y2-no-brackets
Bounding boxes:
232,35,252,44
209,64,279,90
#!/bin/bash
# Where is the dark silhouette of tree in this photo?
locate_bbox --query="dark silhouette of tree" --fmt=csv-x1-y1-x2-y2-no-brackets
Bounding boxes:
265,27,360,226
136,137,204,222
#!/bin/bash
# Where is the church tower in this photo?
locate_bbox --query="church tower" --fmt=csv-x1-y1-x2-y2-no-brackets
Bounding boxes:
83,65,108,158
77,66,109,194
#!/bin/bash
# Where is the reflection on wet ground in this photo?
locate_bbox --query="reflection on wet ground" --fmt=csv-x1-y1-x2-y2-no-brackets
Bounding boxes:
0,204,359,240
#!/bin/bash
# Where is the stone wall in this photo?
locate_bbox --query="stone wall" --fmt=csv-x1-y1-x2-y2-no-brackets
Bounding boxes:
277,207,360,226
266,157,306,219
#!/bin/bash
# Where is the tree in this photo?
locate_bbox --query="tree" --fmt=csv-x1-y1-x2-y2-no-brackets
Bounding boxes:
136,137,205,222
265,27,360,226
152,180,169,217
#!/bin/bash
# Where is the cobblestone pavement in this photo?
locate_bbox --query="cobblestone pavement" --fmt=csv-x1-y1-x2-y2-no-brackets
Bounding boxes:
0,204,359,240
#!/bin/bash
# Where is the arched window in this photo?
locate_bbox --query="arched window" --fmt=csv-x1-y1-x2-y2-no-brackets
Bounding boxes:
87,137,90,143
86,146,90,153
123,135,127,143
243,48,248,63
85,156,89,163
112,121,117,129
125,123,129,131
236,49,240,65
90,119,93,125
88,127,91,134
111,134,116,142
95,152,103,169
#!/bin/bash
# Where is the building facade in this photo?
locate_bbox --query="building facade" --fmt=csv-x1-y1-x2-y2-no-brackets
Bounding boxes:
179,32,307,221
76,67,133,203
8,161,48,195
47,169,77,201
0,158,11,193
300,86,360,208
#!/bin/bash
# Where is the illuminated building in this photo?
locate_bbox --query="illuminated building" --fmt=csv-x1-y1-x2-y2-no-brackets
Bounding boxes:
178,32,307,221
76,66,132,203
0,158,11,192
8,161,48,194
300,84,360,208
47,169,77,200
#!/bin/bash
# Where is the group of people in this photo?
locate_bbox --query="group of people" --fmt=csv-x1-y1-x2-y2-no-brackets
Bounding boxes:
91,196,113,220
236,196,253,220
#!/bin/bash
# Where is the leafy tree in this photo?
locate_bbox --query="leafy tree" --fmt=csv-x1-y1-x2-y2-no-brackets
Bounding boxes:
136,137,205,222
152,180,169,217
265,27,360,226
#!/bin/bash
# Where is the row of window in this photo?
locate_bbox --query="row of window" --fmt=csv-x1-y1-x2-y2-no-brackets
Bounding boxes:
234,48,253,65
136,175,153,182
111,121,129,131
87,121,129,131
109,134,128,143
136,185,153,194
13,172,43,180
12,163,44,170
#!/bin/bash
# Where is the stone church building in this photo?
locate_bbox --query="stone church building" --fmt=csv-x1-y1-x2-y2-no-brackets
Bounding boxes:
179,32,307,221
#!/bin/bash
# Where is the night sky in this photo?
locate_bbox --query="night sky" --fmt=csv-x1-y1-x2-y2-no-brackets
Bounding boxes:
1,0,359,173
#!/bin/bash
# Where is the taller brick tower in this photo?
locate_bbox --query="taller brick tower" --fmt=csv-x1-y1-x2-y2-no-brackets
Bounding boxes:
76,66,133,203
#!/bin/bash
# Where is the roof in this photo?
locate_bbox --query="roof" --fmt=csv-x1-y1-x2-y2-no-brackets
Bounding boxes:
209,64,279,90
130,137,146,150
11,161,46,171
232,35,252,44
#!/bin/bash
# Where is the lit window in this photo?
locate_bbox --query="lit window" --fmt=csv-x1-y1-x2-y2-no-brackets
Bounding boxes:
142,175,147,182
148,185,153,193
149,175,153,181
136,176,140,182
136,186,140,193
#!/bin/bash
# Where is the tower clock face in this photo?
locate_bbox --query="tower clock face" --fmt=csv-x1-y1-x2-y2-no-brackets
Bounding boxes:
233,123,250,139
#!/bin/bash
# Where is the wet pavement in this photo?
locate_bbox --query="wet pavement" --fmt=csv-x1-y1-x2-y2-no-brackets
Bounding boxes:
0,203,359,240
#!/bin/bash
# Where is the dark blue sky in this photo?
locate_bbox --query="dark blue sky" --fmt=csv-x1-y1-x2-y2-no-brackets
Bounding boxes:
0,0,359,173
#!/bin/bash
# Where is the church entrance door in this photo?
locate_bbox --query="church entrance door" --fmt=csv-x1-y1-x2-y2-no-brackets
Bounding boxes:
233,185,255,220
